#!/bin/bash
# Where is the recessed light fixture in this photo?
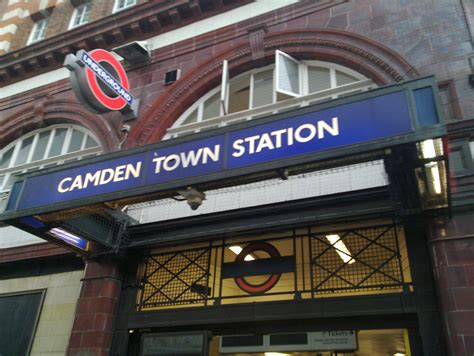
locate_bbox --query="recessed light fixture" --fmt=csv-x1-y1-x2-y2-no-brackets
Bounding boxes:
229,245,255,261
421,139,437,159
420,139,442,195
325,234,355,264
265,353,290,356
48,227,88,250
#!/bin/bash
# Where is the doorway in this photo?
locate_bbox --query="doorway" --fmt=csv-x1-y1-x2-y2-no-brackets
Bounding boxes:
138,329,410,356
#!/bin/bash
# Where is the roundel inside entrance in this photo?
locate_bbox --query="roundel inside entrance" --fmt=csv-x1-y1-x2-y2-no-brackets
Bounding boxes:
85,49,130,111
234,242,282,294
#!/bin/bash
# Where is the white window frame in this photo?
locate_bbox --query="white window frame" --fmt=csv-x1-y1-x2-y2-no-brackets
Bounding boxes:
166,59,374,139
27,18,49,45
113,0,137,13
69,2,92,29
220,60,229,115
275,50,302,97
0,125,102,212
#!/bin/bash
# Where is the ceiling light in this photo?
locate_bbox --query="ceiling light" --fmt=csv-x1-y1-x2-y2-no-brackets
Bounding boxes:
48,227,88,250
430,163,442,194
229,245,255,261
420,140,443,195
265,353,290,356
421,139,437,159
393,353,406,356
325,234,355,264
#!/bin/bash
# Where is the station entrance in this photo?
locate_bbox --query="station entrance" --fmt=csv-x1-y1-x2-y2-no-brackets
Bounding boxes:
137,329,410,356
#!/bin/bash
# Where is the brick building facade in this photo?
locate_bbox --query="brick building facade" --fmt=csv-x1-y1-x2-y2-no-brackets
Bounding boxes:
0,0,473,355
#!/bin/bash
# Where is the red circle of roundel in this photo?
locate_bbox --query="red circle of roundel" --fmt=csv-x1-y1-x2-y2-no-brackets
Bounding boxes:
85,49,130,111
234,242,281,294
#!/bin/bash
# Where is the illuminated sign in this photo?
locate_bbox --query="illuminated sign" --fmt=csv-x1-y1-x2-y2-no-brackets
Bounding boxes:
2,77,444,219
226,242,294,294
64,49,138,118
48,228,89,250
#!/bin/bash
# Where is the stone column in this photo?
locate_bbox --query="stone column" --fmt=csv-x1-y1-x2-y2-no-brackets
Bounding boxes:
67,257,123,356
429,213,474,355
404,218,448,356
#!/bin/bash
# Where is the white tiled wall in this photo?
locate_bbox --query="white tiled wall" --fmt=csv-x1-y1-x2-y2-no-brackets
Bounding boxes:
0,270,84,356
129,160,389,223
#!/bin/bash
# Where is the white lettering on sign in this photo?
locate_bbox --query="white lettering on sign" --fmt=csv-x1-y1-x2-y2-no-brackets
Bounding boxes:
56,117,340,194
231,117,339,157
57,162,142,193
82,52,133,104
152,145,221,174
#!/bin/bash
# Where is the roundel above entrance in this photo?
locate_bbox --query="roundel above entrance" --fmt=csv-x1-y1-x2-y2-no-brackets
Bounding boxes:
234,242,283,294
64,49,138,119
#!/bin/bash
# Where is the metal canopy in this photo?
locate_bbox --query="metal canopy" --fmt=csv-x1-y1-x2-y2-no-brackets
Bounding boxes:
0,76,449,255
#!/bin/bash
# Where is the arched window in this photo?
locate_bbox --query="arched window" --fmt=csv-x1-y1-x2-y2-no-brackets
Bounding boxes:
166,60,375,138
0,124,102,211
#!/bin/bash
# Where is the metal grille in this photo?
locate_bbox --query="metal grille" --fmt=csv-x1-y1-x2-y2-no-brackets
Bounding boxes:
310,226,404,295
138,224,410,310
139,247,211,309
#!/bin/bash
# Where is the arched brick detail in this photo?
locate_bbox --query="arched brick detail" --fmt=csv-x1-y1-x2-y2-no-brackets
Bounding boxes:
130,29,419,146
0,99,120,152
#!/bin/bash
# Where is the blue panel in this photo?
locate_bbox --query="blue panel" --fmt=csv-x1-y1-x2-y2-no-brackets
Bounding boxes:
143,135,225,186
414,87,439,127
8,88,419,213
18,216,46,229
17,153,147,210
227,91,412,168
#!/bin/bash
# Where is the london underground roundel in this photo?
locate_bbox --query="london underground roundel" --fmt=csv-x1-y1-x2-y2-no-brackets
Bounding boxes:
234,242,282,294
64,49,137,118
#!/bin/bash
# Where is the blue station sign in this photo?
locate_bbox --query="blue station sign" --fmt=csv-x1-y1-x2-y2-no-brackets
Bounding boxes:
2,77,444,219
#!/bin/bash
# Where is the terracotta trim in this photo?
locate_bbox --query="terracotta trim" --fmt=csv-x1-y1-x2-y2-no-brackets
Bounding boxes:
0,99,120,152
130,28,419,146
0,242,70,263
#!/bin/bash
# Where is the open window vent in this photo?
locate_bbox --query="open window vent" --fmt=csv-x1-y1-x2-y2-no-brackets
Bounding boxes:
164,69,181,84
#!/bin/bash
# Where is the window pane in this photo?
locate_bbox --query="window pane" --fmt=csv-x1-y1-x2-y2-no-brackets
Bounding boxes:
336,70,358,86
14,136,34,165
450,150,465,173
229,86,250,113
0,148,14,169
68,130,85,153
202,92,221,120
72,3,91,27
48,129,67,157
31,131,51,161
31,18,48,42
308,67,331,93
0,292,44,356
182,109,198,125
277,55,299,96
252,70,273,108
228,74,250,114
84,135,99,149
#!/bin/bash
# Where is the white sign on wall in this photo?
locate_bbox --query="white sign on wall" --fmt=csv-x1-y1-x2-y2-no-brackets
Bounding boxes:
310,331,357,351
220,331,357,353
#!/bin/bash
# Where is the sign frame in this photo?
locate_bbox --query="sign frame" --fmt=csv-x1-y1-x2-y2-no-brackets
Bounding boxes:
0,76,445,222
